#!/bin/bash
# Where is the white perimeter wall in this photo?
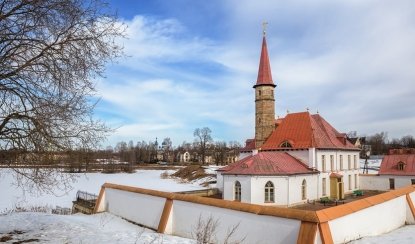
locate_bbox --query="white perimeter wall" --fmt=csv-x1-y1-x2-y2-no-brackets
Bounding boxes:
98,185,415,244
360,175,415,191
328,192,415,243
172,200,301,244
104,188,166,230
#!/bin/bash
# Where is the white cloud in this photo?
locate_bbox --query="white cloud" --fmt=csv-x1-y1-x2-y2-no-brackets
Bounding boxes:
97,1,415,146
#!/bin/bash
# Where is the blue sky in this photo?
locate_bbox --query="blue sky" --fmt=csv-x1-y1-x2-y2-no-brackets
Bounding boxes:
96,0,415,147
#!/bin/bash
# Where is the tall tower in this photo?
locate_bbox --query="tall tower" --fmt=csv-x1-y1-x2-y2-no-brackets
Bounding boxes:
254,25,276,149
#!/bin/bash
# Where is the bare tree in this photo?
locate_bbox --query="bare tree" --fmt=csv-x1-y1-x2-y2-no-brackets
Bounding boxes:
214,141,227,166
367,132,388,155
192,215,245,244
0,0,124,192
194,127,212,164
162,137,172,162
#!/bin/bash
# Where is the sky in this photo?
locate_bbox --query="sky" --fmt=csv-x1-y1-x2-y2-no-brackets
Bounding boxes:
96,0,415,147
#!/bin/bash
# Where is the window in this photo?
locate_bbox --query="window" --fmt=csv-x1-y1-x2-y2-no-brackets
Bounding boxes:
340,155,343,170
397,161,406,171
353,155,357,169
234,181,241,201
348,175,352,190
389,178,395,190
322,155,326,172
258,90,262,96
301,179,307,200
412,179,415,185
330,155,334,171
280,141,292,148
322,178,327,196
355,174,358,189
264,181,274,203
348,155,351,170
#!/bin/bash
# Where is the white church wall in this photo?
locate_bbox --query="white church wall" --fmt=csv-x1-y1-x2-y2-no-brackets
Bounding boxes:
287,174,319,205
315,150,360,196
104,188,165,230
172,200,301,244
286,150,309,165
223,175,251,203
250,176,289,206
216,171,224,192
238,152,251,160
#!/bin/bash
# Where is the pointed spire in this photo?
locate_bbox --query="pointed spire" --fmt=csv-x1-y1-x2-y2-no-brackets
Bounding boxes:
254,26,276,88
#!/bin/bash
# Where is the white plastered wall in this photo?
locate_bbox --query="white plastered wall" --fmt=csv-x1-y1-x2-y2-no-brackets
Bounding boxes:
360,175,415,191
216,171,224,192
104,188,165,230
316,150,361,196
223,175,251,203
171,200,302,244
328,196,407,243
250,176,288,206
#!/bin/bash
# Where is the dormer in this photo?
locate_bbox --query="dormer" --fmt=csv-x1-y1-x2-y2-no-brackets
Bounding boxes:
280,140,293,148
397,161,406,171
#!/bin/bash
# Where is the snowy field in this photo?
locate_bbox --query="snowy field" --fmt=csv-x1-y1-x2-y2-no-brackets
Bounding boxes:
1,167,415,243
0,212,194,244
359,159,382,174
0,169,205,212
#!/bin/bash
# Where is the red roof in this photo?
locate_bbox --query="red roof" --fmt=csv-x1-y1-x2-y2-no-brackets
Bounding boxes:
261,112,358,150
379,154,415,176
221,151,316,175
254,36,275,88
240,139,256,152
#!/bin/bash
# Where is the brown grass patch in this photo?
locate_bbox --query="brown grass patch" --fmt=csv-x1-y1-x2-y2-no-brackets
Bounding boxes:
171,165,211,181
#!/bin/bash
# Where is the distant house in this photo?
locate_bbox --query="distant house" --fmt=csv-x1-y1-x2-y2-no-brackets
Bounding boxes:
378,149,415,189
177,151,191,163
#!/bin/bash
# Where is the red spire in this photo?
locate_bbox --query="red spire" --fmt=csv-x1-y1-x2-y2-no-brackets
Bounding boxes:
254,36,275,88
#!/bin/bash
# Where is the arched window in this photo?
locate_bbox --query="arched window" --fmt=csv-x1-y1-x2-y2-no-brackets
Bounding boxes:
301,179,307,200
264,181,274,203
280,140,292,148
234,181,241,201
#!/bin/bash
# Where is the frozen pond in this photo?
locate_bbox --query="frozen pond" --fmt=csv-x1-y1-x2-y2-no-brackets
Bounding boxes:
0,169,205,212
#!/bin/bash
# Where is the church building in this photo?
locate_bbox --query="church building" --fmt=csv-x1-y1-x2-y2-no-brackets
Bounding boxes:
216,29,361,207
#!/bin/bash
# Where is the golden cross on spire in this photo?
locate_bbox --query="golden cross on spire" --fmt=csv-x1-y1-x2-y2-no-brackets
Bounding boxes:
262,21,268,36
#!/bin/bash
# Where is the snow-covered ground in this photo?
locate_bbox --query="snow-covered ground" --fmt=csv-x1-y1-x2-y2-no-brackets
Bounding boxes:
352,225,415,243
0,212,194,244
359,159,382,174
0,169,205,212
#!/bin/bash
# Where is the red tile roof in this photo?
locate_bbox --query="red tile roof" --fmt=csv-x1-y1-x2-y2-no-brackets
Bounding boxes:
254,36,276,88
261,111,358,150
379,154,415,176
221,151,317,175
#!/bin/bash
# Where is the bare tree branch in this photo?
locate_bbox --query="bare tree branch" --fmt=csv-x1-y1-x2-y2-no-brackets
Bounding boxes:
0,0,125,192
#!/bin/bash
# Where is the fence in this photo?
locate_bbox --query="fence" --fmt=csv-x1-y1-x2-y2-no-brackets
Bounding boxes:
94,183,415,243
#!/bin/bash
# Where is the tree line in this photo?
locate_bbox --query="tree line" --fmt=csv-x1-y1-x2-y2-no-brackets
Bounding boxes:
98,127,241,165
364,132,415,155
